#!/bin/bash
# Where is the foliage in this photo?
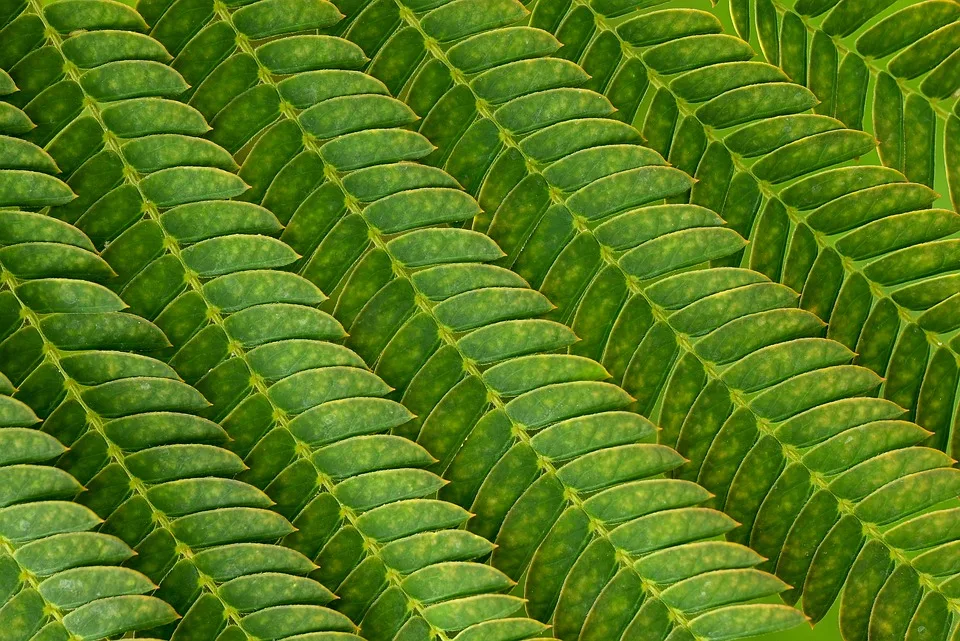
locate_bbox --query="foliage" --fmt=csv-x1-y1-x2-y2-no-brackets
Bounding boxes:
0,1,957,641
731,0,959,198
498,0,960,461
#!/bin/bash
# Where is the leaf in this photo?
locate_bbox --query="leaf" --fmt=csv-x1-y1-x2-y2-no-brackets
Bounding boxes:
80,60,188,101
62,595,178,639
232,0,342,39
0,170,74,207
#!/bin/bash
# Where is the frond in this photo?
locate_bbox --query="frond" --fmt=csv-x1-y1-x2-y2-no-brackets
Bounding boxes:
730,0,958,199
324,0,960,460
0,4,542,638
522,0,960,459
0,0,571,638
122,2,821,640
3,1,954,640
0,122,361,640
282,0,960,637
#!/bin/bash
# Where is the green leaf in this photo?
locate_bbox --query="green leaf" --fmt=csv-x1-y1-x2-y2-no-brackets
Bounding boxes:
39,567,155,609
0,171,74,207
61,595,178,639
233,0,343,39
